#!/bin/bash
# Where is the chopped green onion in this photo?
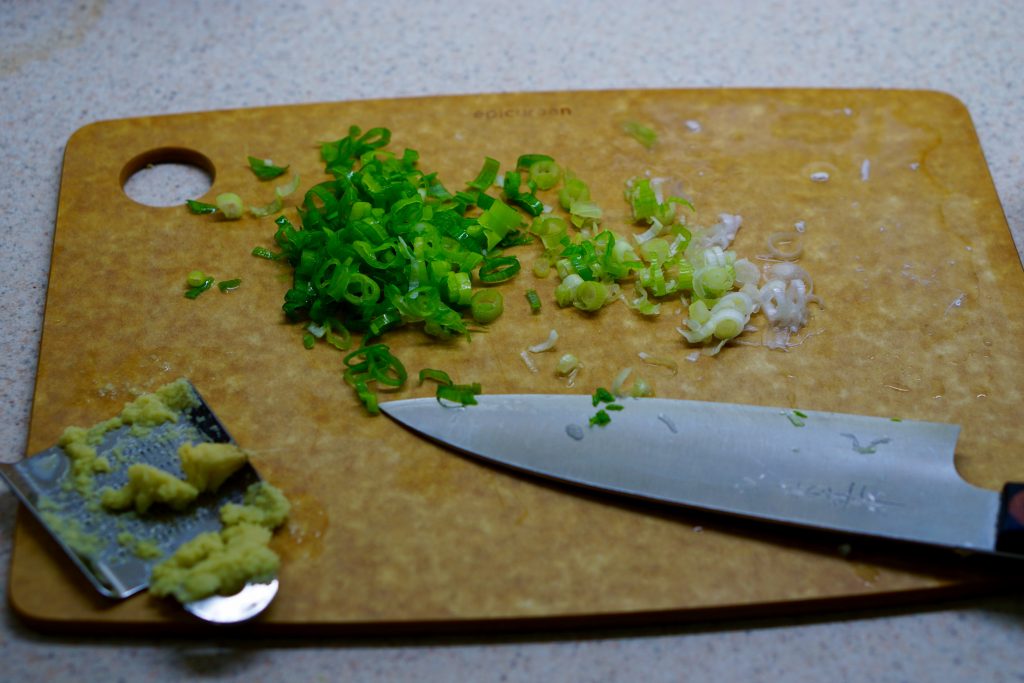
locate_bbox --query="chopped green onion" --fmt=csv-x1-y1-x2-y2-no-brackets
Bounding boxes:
248,156,289,180
342,343,408,413
343,343,408,387
250,173,301,217
688,299,711,325
528,159,562,191
555,353,580,376
478,256,521,283
638,238,670,264
495,229,533,249
226,124,760,416
628,377,653,397
623,121,657,149
624,285,660,316
693,264,735,299
184,274,214,299
470,289,504,324
186,199,218,214
502,171,545,217
592,387,616,406
568,199,602,229
525,289,542,313
251,246,281,260
532,257,552,278
186,270,208,288
572,280,609,312
276,173,301,198
249,196,283,218
478,199,525,248
589,410,611,427
349,379,379,414
184,271,214,299
302,332,316,349
558,176,590,211
444,271,473,306
325,322,352,351
320,125,391,174
680,291,755,350
276,133,769,408
528,329,559,353
418,368,481,406
554,273,584,307
610,367,653,398
530,215,569,251
515,153,554,170
712,309,745,340
638,351,678,375
785,410,806,427
217,278,242,292
662,195,695,223
216,193,244,220
467,156,500,191
626,177,659,222
436,382,482,407
606,403,624,411
418,368,453,385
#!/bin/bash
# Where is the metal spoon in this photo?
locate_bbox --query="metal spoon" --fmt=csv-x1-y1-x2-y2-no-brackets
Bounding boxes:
183,579,279,623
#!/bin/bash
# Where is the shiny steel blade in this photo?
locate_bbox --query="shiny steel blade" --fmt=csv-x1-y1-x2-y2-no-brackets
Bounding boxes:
381,394,1002,554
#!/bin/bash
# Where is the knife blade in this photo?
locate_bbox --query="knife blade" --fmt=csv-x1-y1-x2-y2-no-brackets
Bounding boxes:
381,394,1024,558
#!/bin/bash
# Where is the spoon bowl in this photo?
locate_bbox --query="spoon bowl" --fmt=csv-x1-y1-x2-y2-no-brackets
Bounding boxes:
184,579,279,624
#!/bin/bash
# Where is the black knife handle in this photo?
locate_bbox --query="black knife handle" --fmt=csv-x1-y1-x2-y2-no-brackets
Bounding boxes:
996,483,1024,555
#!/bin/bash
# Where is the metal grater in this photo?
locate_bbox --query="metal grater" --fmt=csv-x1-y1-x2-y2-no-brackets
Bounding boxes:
0,381,261,599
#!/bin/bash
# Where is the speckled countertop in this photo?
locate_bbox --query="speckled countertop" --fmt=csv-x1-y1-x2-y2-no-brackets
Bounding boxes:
2,1,1022,681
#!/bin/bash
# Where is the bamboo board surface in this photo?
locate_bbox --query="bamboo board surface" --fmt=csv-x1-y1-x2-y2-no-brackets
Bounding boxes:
10,89,1024,633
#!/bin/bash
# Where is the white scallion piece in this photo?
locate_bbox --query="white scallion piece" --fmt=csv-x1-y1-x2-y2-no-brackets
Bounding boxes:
766,231,804,261
634,218,665,244
275,173,301,198
520,350,539,373
528,329,559,353
555,353,581,375
733,258,760,287
638,352,678,375
611,367,633,397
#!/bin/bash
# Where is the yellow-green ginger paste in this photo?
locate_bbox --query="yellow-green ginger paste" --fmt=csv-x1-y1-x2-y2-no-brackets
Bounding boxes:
116,532,164,560
52,378,291,605
101,463,200,514
58,378,199,497
39,496,106,558
180,442,250,493
150,482,291,603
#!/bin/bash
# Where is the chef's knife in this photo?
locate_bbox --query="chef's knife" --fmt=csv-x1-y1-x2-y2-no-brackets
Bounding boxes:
381,395,1024,558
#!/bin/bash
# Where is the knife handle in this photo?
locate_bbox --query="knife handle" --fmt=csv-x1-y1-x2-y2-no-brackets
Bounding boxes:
995,483,1024,555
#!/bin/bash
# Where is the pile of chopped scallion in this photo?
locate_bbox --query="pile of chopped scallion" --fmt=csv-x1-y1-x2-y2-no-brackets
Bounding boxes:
189,124,762,416
257,126,535,413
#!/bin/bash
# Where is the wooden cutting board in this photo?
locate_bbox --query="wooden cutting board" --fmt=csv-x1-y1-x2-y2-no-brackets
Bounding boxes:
10,89,1024,634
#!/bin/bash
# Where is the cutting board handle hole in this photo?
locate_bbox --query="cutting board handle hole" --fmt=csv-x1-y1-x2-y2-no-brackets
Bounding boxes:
121,147,215,208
